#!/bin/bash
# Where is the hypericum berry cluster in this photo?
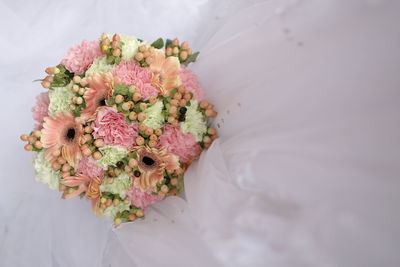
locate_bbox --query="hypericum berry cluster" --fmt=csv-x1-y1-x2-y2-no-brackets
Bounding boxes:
20,130,43,151
166,38,198,65
100,33,123,64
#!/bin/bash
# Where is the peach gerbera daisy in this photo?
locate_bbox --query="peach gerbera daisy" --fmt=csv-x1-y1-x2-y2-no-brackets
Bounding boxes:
133,146,180,191
61,175,103,214
149,49,180,94
81,73,115,120
41,112,83,167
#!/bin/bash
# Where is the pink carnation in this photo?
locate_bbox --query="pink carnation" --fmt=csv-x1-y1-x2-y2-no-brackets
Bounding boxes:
76,156,104,178
61,40,103,75
112,61,159,100
158,125,201,163
126,187,163,210
178,68,205,101
92,107,138,148
32,92,49,130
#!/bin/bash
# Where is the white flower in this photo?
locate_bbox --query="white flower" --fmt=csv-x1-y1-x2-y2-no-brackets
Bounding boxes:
85,56,113,77
181,100,207,142
33,151,60,190
48,82,74,115
143,101,164,129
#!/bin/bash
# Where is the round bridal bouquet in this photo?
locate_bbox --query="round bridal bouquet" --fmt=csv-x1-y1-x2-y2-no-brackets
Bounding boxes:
20,33,218,226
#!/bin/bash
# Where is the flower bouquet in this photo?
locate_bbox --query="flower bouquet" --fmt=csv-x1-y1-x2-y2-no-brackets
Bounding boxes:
20,34,218,226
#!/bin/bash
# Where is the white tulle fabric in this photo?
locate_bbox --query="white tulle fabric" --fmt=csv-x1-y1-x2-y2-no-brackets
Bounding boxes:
1,0,400,266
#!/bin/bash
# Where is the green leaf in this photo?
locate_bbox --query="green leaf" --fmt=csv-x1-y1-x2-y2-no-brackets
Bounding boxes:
182,51,200,66
165,39,172,48
107,56,115,64
114,84,129,95
151,38,164,49
115,57,121,65
72,109,81,117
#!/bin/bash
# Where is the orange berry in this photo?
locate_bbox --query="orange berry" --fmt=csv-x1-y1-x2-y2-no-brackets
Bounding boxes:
92,151,102,160
178,86,186,94
169,106,177,114
181,41,188,49
128,158,138,168
205,109,213,117
129,112,137,120
137,112,147,122
62,164,71,172
57,157,66,165
24,144,33,151
179,99,187,107
155,128,163,136
138,124,147,132
20,134,28,141
203,136,211,143
173,92,182,100
200,101,209,109
148,140,157,147
136,136,145,146
52,149,61,157
150,134,158,141
112,48,121,57
133,92,142,102
34,141,43,149
128,214,137,221
94,138,104,148
83,148,92,157
52,162,61,170
41,81,50,88
139,45,146,52
28,136,37,144
207,128,216,135
145,128,153,136
112,34,120,42
170,178,178,186
134,52,144,61
179,51,188,61
172,38,179,46
170,99,179,106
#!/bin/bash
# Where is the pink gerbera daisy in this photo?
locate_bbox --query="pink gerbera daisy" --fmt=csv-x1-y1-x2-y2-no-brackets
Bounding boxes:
81,73,115,120
41,112,83,167
149,49,180,94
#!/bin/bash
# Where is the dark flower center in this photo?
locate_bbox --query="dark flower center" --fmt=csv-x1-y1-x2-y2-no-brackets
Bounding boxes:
65,128,76,141
134,170,141,177
98,98,106,106
116,161,124,168
142,156,155,166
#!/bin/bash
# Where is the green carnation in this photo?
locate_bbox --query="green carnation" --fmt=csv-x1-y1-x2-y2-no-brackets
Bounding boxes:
33,151,60,190
100,172,132,198
102,201,130,219
48,82,74,115
143,101,164,129
85,56,113,77
181,100,207,142
97,146,128,168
